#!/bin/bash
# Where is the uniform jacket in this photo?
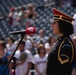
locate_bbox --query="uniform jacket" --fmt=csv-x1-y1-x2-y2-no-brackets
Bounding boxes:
46,35,75,75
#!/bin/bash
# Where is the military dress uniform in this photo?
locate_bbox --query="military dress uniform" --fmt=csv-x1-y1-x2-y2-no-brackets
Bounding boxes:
46,8,75,75
46,35,75,75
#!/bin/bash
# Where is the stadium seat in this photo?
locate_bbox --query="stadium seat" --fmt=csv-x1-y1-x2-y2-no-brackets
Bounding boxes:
0,0,75,40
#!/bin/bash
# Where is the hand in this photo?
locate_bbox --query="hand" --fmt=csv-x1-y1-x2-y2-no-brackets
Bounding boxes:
16,60,24,66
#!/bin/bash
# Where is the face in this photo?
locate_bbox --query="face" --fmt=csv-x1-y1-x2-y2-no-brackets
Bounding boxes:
8,38,13,44
40,47,45,54
51,21,60,35
50,37,55,44
19,44,25,51
39,30,44,36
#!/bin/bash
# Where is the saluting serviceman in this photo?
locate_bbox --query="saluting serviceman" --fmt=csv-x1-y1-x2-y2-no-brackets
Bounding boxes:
46,8,75,75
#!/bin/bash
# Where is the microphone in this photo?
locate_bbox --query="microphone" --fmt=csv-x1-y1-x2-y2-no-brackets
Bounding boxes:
10,27,36,35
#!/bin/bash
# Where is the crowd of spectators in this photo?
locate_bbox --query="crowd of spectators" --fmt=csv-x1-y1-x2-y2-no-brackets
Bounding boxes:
8,4,37,28
0,28,76,75
0,0,76,75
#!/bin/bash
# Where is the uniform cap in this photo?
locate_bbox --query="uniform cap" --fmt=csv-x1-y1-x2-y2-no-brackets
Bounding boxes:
52,8,74,23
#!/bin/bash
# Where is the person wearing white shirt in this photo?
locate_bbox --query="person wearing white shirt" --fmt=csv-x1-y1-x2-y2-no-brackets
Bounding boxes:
8,7,19,26
14,41,33,75
6,37,16,54
33,44,48,75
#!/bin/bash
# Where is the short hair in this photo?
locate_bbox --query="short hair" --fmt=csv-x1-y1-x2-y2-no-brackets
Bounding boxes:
0,40,6,48
19,41,25,46
39,29,44,34
58,20,74,35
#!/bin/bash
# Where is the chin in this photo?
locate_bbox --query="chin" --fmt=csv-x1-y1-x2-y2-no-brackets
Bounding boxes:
53,30,58,35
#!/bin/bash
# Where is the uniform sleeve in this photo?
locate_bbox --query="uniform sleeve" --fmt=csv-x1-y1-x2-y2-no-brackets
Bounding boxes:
58,43,74,65
55,42,75,75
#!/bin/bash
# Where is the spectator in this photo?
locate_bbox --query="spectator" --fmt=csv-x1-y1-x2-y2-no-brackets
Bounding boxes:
6,37,16,55
0,40,12,75
34,29,48,54
14,41,33,75
45,36,56,54
25,4,37,27
8,7,19,26
23,35,33,52
18,7,26,25
33,44,47,75
35,29,48,47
